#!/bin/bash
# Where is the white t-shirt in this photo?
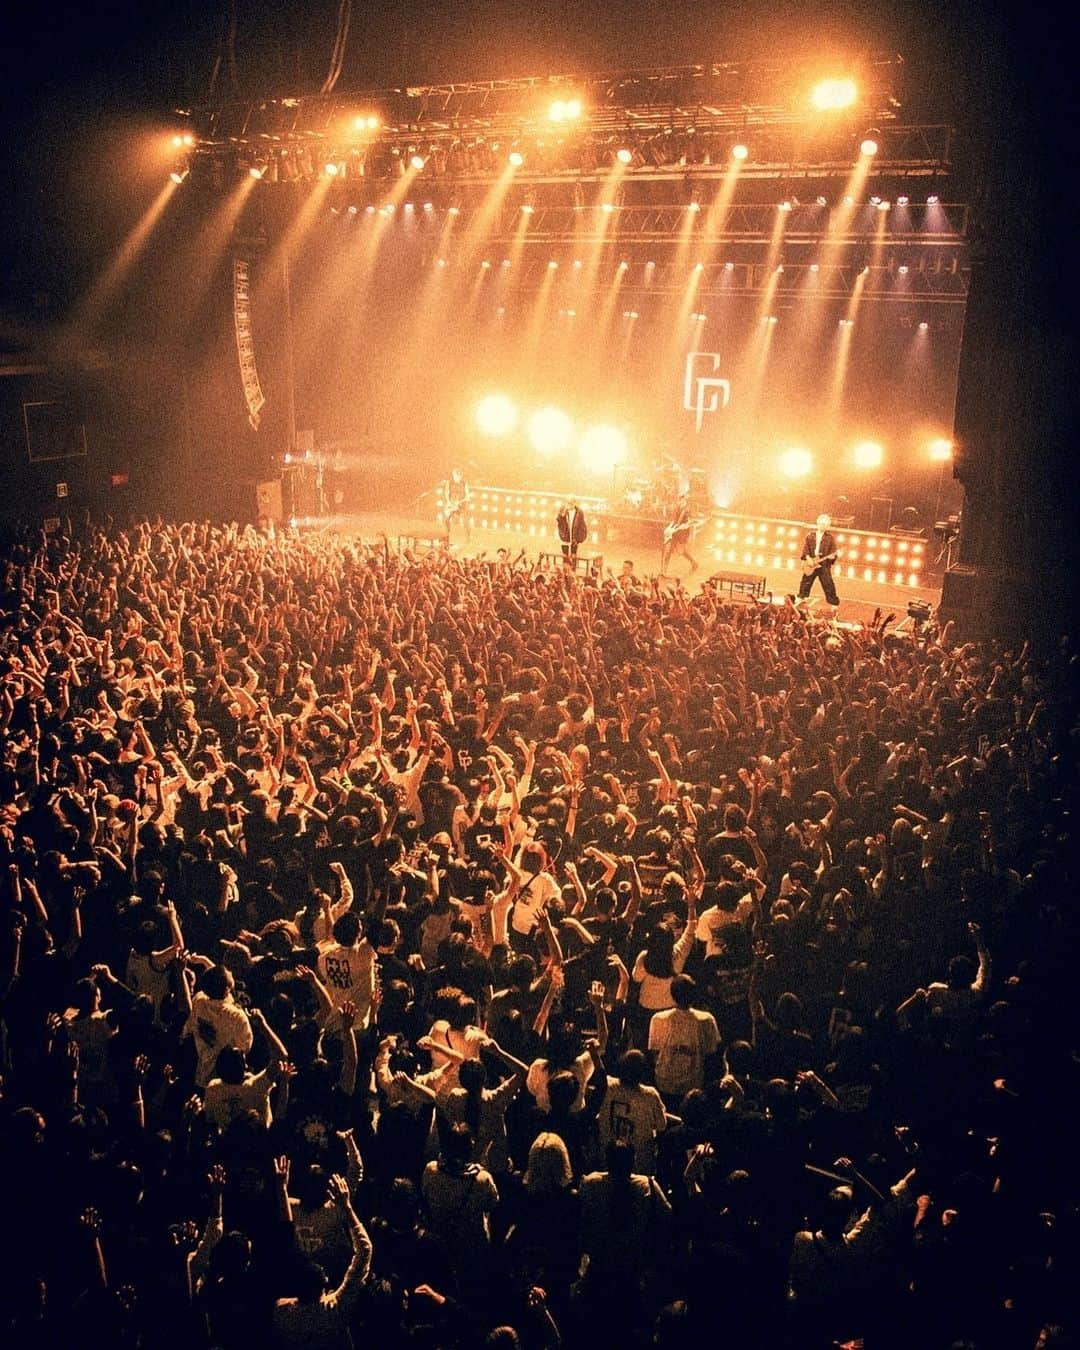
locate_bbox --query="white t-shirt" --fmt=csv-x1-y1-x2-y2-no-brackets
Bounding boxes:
598,1077,667,1172
695,898,753,958
648,1006,719,1098
204,1070,274,1128
526,1050,594,1113
511,871,561,935
317,940,376,1027
186,991,254,1087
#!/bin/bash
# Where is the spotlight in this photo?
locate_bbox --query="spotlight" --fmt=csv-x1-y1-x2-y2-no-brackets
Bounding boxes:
860,138,879,157
767,316,779,325
169,169,189,184
928,438,953,462
549,98,582,122
509,150,524,167
476,395,518,437
778,200,793,212
816,195,828,206
182,133,195,147
811,77,858,110
437,258,448,267
927,194,940,204
918,321,929,331
810,263,820,272
687,200,701,212
410,154,426,170
897,264,909,275
356,115,380,131
724,261,735,271
877,200,891,212
447,205,461,215
547,259,559,269
853,440,884,469
573,259,583,268
618,260,630,270
324,162,340,177
779,447,814,478
423,201,433,211
521,203,534,214
896,195,909,205
528,407,574,455
501,259,511,268
566,99,583,119
731,143,749,160
579,424,628,474
616,147,633,164
248,165,264,179
601,202,615,213
480,260,492,269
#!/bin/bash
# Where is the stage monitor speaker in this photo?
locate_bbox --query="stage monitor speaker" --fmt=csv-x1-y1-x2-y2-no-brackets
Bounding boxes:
254,479,283,523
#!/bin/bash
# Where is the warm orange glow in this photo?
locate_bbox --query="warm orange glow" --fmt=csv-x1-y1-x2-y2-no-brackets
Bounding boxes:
579,424,628,474
509,151,524,167
928,438,954,462
616,148,633,165
731,143,749,161
811,78,858,111
853,440,885,469
779,447,814,478
528,407,575,454
860,138,879,157
549,98,583,122
476,395,518,437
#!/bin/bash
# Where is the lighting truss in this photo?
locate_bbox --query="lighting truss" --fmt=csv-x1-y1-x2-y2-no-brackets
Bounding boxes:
461,256,969,303
177,54,953,185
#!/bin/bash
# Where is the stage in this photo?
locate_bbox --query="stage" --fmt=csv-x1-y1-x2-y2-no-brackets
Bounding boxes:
297,509,941,630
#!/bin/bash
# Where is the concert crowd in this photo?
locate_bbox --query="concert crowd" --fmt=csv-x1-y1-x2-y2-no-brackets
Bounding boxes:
1,518,1076,1349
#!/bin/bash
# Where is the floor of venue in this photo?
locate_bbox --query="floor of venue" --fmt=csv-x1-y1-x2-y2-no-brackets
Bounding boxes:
308,509,942,630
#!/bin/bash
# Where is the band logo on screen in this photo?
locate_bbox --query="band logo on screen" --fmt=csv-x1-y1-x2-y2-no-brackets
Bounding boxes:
683,352,731,431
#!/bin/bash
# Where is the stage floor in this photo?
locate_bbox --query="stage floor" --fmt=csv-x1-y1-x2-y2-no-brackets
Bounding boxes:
305,511,941,629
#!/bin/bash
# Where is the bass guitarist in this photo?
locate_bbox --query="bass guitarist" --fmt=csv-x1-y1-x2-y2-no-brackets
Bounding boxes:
797,513,840,612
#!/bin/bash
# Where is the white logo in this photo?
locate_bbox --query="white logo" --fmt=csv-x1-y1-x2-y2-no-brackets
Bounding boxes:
683,352,731,431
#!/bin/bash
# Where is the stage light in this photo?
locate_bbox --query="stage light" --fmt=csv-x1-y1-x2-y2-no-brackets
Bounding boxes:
437,258,447,267
687,200,701,212
779,447,813,478
766,315,779,325
731,143,749,160
347,205,358,215
869,195,881,205
448,205,461,215
838,318,854,327
521,203,534,214
171,135,184,147
573,259,583,268
645,260,655,269
812,78,858,111
897,264,909,275
404,202,414,212
897,195,909,205
528,407,574,455
182,133,195,147
547,259,559,269
365,205,376,214
619,260,630,270
579,424,628,474
775,264,784,274
476,395,518,437
324,162,340,177
356,115,380,131
724,261,735,271
816,195,828,207
616,147,633,164
778,200,793,212
169,169,189,184
928,438,953,462
877,200,891,211
423,201,434,211
480,259,492,269
860,138,879,157
918,321,929,331
248,165,264,179
509,150,524,167
601,202,615,213
501,259,511,268
410,154,426,170
853,440,884,469
549,98,582,122
810,263,820,272
927,194,939,204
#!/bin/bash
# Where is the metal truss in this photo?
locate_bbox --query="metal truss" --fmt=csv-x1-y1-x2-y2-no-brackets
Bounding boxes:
460,258,970,302
463,201,969,244
181,54,953,183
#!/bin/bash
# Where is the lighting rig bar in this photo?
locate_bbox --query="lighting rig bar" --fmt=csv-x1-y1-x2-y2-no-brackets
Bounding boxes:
444,201,969,243
176,54,953,184
458,258,970,303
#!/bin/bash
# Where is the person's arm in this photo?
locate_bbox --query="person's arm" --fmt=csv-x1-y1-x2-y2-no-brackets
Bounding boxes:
186,1165,226,1302
968,921,991,996
323,1174,373,1314
80,1207,108,1291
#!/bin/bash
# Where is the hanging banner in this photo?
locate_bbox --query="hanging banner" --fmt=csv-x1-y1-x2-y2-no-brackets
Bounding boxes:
233,257,265,430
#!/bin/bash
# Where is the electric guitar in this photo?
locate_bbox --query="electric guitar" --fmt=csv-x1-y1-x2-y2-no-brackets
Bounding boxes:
801,551,837,575
664,516,706,544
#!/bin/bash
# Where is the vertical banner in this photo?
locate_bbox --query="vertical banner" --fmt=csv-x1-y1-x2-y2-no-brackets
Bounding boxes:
233,257,265,430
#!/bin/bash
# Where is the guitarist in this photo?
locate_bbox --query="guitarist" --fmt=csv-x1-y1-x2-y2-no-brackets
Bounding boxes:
661,492,702,575
798,513,840,611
